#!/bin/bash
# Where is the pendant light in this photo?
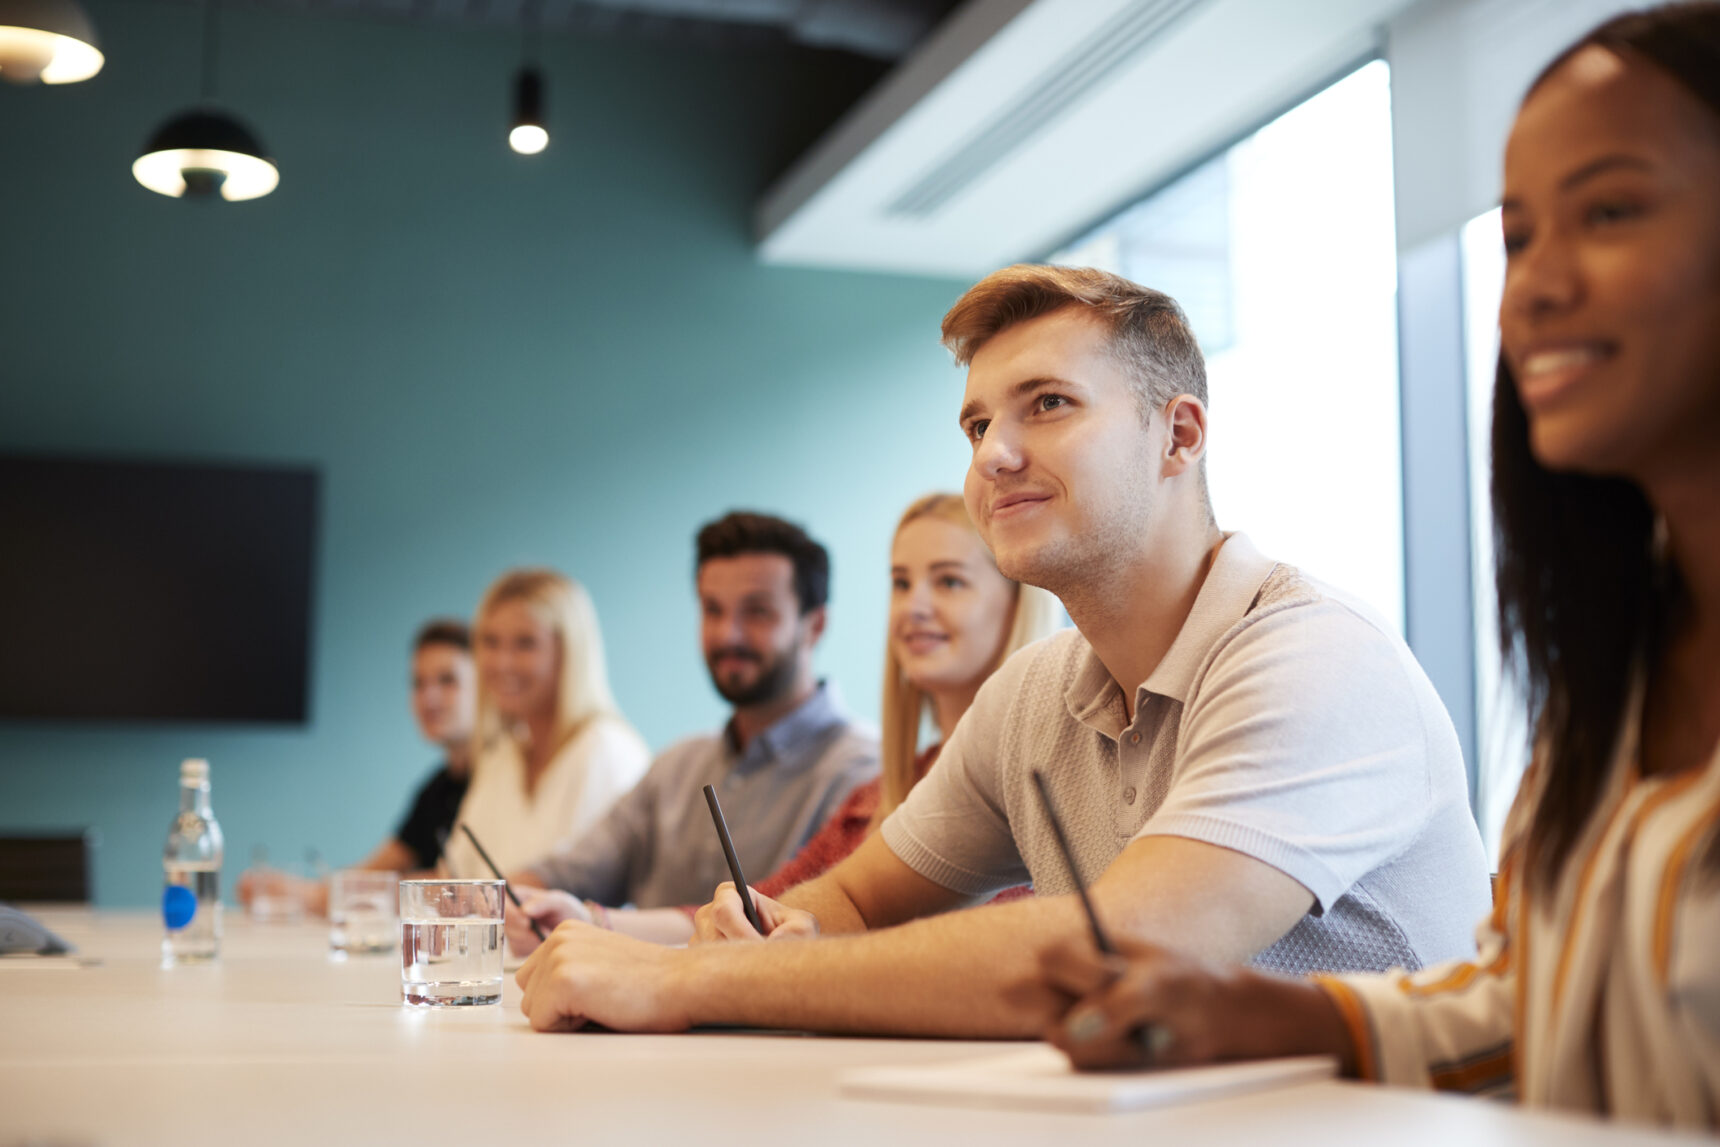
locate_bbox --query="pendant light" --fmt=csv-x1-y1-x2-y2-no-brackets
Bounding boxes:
509,67,547,155
0,0,103,84
508,13,546,156
133,0,277,202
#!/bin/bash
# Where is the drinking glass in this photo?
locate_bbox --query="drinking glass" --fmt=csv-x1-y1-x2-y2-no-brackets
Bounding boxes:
399,879,505,1006
329,869,398,956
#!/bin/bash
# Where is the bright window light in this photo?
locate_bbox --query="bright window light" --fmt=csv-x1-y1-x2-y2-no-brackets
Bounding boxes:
1054,61,1404,632
1460,206,1527,864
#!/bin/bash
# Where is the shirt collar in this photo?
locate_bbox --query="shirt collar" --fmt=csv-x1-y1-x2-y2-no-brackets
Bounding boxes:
724,680,850,771
1063,532,1279,729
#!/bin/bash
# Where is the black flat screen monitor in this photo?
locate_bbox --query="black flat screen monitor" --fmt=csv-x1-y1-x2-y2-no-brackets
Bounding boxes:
0,456,319,723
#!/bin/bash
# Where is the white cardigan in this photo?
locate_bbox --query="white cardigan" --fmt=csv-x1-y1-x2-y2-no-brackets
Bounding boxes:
444,716,650,879
1320,681,1720,1129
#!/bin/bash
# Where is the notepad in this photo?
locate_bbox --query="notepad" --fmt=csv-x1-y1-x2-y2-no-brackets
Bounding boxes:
840,1046,1336,1114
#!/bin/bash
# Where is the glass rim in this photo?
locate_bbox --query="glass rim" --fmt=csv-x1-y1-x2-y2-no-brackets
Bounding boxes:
398,878,503,886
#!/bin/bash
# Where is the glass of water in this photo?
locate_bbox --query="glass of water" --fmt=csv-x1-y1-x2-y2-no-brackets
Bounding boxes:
399,879,505,1006
329,869,398,956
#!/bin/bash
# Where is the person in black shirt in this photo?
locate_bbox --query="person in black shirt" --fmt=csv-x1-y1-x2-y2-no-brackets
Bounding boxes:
239,619,476,915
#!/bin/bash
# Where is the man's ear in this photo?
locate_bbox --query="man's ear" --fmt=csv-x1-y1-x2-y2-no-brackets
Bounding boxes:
1162,394,1209,478
801,605,829,647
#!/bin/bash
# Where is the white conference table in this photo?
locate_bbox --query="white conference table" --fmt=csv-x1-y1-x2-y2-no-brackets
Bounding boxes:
0,907,1704,1147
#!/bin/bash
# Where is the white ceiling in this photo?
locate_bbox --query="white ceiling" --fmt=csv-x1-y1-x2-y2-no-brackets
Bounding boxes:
756,0,1420,277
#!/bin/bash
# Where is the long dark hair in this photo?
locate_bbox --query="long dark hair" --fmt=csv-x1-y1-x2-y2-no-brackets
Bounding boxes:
1495,3,1720,890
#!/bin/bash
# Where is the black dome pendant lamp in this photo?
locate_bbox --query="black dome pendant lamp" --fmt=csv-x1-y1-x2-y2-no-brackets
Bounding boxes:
133,0,277,201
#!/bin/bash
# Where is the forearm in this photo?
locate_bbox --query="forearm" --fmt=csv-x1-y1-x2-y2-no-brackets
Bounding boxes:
675,895,1087,1037
777,872,869,934
359,839,417,874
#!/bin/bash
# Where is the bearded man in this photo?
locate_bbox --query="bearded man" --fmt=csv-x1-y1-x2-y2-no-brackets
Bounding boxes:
508,512,878,931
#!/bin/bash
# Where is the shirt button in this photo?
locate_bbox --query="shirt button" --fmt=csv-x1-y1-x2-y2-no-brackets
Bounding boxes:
1129,732,1142,745
1124,787,1137,805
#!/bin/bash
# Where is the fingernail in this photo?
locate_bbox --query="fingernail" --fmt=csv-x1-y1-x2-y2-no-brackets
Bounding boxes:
1140,1023,1173,1058
1066,1009,1106,1044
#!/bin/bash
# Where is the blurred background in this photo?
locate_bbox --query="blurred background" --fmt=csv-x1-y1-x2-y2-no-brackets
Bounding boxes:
0,0,1639,904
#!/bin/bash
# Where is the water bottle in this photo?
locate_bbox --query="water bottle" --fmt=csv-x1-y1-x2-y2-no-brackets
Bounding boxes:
162,758,224,964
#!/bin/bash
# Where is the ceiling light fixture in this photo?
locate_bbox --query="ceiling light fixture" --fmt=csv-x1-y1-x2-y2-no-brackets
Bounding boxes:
509,66,547,155
508,11,546,157
0,0,104,84
133,0,277,201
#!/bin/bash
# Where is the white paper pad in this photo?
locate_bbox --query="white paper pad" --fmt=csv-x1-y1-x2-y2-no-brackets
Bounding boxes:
840,1046,1337,1114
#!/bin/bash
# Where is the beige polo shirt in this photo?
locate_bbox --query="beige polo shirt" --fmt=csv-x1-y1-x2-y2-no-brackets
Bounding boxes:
880,532,1491,975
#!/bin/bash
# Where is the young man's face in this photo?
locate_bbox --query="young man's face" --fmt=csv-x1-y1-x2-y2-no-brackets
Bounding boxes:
959,307,1162,591
411,642,476,748
697,553,822,708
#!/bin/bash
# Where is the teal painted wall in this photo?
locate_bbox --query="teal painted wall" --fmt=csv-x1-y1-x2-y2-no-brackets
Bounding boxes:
0,2,973,906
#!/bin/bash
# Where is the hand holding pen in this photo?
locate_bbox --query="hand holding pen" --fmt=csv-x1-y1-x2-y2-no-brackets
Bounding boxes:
1030,770,1174,1069
693,784,820,944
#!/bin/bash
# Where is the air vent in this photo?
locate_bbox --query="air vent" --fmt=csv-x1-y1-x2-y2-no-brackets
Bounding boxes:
885,0,1208,219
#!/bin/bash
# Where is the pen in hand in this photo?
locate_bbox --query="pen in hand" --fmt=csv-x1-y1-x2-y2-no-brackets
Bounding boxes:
457,823,547,942
1030,769,1172,1062
703,783,766,936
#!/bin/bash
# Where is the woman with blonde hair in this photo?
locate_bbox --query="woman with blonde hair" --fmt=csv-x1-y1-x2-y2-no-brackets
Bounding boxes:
507,493,1061,950
443,568,649,878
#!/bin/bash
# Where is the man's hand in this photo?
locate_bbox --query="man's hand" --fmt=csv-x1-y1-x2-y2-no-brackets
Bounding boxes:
690,882,818,945
505,890,590,957
515,922,692,1033
1036,934,1356,1073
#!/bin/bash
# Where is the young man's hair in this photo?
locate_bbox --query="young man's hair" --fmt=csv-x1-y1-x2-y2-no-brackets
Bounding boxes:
942,264,1214,521
695,511,830,615
940,264,1208,417
413,618,471,654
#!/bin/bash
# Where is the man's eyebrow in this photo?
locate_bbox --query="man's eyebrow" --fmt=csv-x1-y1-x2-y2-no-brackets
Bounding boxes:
959,376,1071,425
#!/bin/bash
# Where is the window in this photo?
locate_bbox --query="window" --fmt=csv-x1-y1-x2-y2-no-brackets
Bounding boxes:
1052,62,1403,630
1462,206,1529,862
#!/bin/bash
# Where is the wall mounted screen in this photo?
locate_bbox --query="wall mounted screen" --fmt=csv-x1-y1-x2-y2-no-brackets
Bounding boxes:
0,456,319,723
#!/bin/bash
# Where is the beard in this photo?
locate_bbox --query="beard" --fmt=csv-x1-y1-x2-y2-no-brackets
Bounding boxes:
705,641,801,707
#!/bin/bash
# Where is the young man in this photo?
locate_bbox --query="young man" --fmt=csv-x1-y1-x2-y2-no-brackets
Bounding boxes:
239,619,476,914
505,512,879,949
513,267,1490,1036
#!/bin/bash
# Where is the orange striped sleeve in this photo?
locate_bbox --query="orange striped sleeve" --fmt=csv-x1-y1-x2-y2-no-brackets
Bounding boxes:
1654,790,1720,986
1429,1042,1515,1094
1313,975,1376,1081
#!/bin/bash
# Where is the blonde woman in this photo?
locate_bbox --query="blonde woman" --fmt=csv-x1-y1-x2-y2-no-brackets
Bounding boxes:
443,569,649,878
745,492,1062,897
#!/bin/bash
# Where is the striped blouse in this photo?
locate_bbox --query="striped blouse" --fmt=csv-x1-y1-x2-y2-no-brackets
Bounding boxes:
1317,685,1720,1129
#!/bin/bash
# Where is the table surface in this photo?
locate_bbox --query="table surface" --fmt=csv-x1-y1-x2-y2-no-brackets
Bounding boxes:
0,908,1703,1147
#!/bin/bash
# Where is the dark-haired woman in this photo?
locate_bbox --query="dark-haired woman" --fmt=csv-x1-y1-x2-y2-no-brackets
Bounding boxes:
1027,4,1720,1127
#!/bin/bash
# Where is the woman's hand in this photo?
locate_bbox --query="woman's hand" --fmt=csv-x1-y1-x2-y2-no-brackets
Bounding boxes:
506,889,591,957
1037,934,1358,1073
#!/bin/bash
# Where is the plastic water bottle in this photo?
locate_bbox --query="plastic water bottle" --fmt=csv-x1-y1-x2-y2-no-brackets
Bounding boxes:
162,758,224,964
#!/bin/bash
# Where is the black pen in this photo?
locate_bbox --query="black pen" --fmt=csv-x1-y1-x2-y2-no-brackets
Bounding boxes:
703,783,766,936
1030,769,1170,1061
459,823,547,942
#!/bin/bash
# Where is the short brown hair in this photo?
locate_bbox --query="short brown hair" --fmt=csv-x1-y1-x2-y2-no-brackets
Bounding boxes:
412,618,470,654
940,264,1207,417
695,511,830,615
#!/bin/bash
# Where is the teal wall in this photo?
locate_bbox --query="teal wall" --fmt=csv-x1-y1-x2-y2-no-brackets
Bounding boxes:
0,2,973,906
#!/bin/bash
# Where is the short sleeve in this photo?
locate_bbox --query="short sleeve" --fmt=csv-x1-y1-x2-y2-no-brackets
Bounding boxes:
1135,597,1433,913
879,644,1037,896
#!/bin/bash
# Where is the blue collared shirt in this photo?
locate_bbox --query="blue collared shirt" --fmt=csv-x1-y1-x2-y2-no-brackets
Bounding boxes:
526,682,880,908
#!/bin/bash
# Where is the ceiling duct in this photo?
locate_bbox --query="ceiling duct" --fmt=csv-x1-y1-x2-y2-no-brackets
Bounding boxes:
885,0,1205,218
